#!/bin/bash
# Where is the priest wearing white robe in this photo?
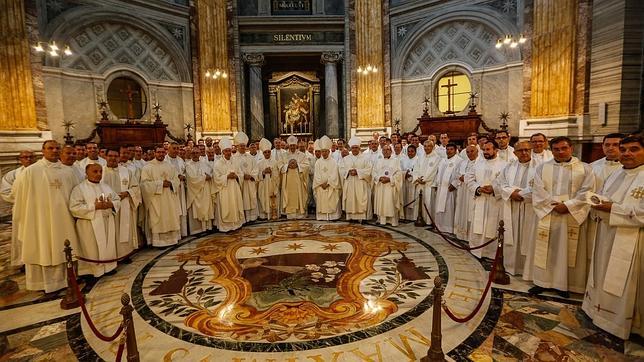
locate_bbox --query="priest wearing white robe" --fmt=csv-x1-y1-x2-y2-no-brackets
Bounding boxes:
70,164,121,277
529,133,553,166
340,137,372,222
280,135,310,219
1,150,35,267
212,138,245,232
495,130,517,163
77,142,106,170
459,133,479,160
465,140,508,259
413,140,441,223
185,149,214,234
434,143,463,234
13,141,80,292
102,150,141,257
582,135,643,339
165,143,188,236
493,141,537,276
590,133,624,190
233,132,260,222
257,138,281,220
372,145,403,226
454,145,478,240
140,147,182,247
529,136,594,298
60,145,84,184
313,136,342,221
401,145,420,220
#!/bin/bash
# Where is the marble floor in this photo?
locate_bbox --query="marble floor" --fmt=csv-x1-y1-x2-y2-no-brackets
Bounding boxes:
0,219,642,361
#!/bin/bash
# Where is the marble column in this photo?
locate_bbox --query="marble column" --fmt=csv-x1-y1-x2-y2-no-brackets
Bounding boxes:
321,52,342,138
243,53,265,140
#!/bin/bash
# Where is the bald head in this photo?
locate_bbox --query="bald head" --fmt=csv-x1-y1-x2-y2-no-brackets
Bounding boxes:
18,150,35,167
513,140,532,163
465,145,478,161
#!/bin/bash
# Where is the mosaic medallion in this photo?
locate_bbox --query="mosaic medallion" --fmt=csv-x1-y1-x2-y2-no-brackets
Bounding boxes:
133,221,445,351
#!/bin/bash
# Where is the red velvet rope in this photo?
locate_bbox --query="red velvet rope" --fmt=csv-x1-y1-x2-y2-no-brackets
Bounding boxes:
422,201,498,251
115,340,125,362
441,238,502,323
74,248,138,264
68,266,125,342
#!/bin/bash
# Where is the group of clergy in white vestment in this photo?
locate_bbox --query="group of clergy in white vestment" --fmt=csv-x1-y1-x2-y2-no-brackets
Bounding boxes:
1,130,642,341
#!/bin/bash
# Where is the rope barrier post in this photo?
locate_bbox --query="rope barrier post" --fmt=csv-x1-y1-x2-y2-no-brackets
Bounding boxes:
421,276,445,362
120,293,140,362
60,240,82,310
492,220,510,285
415,189,427,227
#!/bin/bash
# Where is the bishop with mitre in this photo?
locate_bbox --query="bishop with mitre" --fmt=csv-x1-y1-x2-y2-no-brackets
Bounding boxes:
280,135,310,219
257,138,281,220
213,138,245,232
339,136,372,222
313,136,342,220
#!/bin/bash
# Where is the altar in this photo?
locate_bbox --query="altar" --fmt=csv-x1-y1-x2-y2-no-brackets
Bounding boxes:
95,122,168,149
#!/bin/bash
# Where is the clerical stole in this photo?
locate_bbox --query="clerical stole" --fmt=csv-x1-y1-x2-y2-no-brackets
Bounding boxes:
534,160,585,269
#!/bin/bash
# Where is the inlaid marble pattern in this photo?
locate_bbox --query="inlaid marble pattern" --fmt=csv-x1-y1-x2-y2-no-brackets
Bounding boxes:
0,220,642,361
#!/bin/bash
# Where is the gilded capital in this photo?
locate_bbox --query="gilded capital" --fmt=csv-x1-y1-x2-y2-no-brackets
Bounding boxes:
242,53,265,67
321,51,343,65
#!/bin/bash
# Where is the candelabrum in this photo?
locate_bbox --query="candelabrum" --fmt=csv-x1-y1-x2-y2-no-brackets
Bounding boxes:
153,101,162,124
499,112,510,131
97,99,109,122
184,122,194,141
62,120,76,145
495,34,527,49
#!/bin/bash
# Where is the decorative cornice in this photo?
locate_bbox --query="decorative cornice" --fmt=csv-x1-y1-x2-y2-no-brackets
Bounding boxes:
320,51,343,64
242,52,265,67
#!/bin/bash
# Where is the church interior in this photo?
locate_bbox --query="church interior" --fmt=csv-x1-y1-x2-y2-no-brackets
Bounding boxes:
0,0,643,361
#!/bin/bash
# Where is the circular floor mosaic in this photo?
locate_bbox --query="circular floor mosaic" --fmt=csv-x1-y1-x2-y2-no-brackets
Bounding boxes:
132,221,447,352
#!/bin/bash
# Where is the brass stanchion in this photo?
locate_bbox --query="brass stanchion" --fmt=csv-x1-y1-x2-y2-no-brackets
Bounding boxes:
421,276,445,362
415,189,427,227
120,293,140,362
492,220,510,285
60,240,82,309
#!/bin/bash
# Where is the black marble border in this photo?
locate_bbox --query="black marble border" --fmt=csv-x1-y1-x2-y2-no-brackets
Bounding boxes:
66,313,103,362
130,220,450,352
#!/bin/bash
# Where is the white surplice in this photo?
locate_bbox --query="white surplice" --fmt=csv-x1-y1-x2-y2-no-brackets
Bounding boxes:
185,159,215,234
165,155,188,236
212,156,245,232
372,157,403,226
280,151,310,219
590,157,622,191
401,156,420,220
434,155,463,234
453,159,476,240
313,156,341,220
413,152,441,223
234,152,260,222
339,153,372,221
70,180,121,277
139,159,182,247
465,157,508,258
102,165,141,257
257,155,281,220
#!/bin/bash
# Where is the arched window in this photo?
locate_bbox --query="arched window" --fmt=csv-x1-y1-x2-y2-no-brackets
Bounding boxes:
107,77,147,120
435,71,471,114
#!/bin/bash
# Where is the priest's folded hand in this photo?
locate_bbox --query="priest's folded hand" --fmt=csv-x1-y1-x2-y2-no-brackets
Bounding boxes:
162,180,172,188
119,191,129,200
380,176,390,184
591,201,612,212
205,175,212,181
227,172,238,179
510,189,524,201
448,185,456,192
349,169,358,176
552,202,569,214
264,168,272,175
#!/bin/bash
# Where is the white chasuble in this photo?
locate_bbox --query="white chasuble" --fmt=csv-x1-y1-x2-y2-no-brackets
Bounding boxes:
591,157,622,191
412,153,441,222
401,156,420,220
313,157,341,220
213,157,245,232
280,151,310,219
434,156,463,234
13,159,79,292
102,165,141,257
453,159,476,240
465,157,507,258
531,158,594,292
339,153,372,221
235,152,259,222
185,160,214,234
140,159,181,247
493,160,537,276
582,165,643,339
3,166,25,266
372,157,403,226
257,156,281,220
165,156,188,236
70,180,120,277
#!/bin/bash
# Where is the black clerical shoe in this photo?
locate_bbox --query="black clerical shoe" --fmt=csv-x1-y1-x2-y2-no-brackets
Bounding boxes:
528,286,546,296
105,269,117,276
120,257,132,265
557,290,570,299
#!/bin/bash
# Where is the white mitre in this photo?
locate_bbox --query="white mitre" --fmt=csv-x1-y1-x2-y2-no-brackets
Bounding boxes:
319,135,332,150
233,131,249,146
287,135,298,145
348,136,361,147
258,138,272,152
219,137,233,150
313,139,321,151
